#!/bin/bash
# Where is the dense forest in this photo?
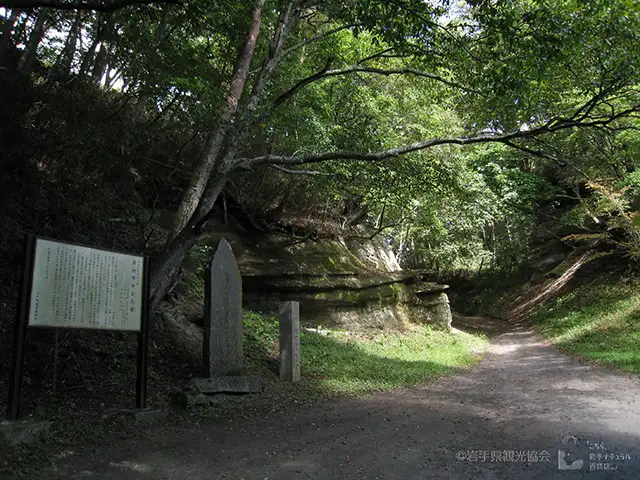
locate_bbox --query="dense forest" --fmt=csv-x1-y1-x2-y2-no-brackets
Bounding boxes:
1,0,639,296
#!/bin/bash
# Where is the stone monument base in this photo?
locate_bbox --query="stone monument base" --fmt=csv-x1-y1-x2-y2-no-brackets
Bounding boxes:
188,376,263,394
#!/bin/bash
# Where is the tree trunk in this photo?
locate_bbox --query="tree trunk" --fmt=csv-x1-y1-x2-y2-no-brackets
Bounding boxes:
150,172,229,306
150,1,297,307
18,8,49,73
167,0,266,242
0,9,21,62
107,68,121,88
78,27,100,79
90,13,114,83
397,221,409,260
133,90,149,117
132,4,172,117
91,41,107,82
57,10,83,73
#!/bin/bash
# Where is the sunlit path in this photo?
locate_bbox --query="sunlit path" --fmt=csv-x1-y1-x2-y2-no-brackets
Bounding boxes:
49,321,640,480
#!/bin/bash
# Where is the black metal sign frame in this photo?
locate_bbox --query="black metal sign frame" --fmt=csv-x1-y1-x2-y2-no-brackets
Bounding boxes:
6,234,151,420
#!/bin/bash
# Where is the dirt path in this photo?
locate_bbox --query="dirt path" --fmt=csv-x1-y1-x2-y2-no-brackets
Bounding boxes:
47,321,640,479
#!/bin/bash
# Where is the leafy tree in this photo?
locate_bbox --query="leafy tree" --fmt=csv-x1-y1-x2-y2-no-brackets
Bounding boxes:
1,0,639,303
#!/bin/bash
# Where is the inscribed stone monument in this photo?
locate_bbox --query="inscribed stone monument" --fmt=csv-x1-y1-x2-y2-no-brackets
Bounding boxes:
279,301,301,382
203,238,243,376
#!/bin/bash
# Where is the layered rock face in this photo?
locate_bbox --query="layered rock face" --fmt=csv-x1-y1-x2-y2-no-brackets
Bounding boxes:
187,222,452,330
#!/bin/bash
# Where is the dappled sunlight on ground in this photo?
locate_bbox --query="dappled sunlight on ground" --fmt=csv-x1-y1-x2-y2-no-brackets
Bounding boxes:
490,341,545,355
533,278,640,375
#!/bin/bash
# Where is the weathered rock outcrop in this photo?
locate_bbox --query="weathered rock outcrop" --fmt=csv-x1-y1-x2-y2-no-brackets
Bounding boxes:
181,220,452,330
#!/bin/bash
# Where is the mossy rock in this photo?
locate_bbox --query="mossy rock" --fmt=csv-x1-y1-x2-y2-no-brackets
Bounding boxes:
197,232,368,276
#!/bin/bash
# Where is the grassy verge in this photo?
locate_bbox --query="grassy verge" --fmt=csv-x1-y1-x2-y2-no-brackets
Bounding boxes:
531,279,640,374
243,311,488,397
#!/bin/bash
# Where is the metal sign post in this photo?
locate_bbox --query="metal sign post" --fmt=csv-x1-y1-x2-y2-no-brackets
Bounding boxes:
7,234,36,421
136,256,151,409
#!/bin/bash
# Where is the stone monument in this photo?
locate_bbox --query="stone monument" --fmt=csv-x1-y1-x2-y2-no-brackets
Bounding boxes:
203,238,243,376
186,238,261,401
279,301,301,382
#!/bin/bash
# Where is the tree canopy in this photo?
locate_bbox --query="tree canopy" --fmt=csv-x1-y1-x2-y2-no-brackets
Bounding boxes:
1,0,639,303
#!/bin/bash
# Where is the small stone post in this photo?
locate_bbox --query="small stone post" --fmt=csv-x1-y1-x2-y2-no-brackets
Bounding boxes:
279,301,300,382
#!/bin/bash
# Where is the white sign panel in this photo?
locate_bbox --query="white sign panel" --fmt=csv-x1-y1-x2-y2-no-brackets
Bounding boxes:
28,238,144,331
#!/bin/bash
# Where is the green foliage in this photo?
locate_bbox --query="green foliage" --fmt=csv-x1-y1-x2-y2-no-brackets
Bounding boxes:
243,311,280,366
456,263,534,315
532,279,640,374
456,0,640,129
0,76,198,259
2,0,640,279
242,310,488,396
619,170,640,198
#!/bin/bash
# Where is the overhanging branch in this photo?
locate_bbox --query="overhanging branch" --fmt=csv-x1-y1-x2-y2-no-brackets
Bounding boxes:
274,65,477,106
502,139,592,180
328,66,477,92
236,103,640,168
267,63,477,118
271,57,333,110
385,0,477,60
348,219,406,240
356,47,396,65
269,164,343,176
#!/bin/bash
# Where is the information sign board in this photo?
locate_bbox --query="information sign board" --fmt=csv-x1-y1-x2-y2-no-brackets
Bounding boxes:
28,238,144,331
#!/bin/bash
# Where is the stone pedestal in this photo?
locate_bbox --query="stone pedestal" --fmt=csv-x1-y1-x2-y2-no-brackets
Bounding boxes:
279,301,301,382
189,376,262,393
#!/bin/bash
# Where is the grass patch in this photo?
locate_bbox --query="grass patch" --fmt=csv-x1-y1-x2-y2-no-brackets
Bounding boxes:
243,311,488,397
531,279,640,374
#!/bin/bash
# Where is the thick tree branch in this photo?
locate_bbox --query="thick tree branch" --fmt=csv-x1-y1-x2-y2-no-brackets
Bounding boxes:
348,219,407,241
0,0,179,11
270,57,333,110
244,1,297,116
502,139,592,180
385,0,477,60
228,1,299,166
356,47,395,65
501,140,567,167
269,164,342,176
237,103,640,168
167,0,266,242
326,66,476,92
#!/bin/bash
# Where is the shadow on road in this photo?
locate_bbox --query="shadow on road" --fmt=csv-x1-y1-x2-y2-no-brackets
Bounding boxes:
45,322,640,480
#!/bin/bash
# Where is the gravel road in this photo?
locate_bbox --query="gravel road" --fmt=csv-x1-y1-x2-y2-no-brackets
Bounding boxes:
48,322,640,480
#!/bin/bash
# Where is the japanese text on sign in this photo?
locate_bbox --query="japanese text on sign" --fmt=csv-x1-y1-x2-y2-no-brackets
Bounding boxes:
28,238,144,331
